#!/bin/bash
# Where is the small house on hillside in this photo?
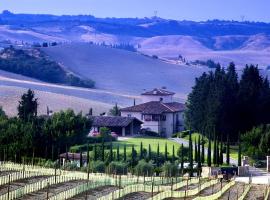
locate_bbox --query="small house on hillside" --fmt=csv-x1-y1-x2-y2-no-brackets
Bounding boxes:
121,88,185,137
89,116,142,136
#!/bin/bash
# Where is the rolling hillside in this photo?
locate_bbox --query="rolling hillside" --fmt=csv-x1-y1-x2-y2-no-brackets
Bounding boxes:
43,43,207,100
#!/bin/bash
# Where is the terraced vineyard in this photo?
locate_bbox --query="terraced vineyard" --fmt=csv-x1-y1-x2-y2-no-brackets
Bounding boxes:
0,162,268,200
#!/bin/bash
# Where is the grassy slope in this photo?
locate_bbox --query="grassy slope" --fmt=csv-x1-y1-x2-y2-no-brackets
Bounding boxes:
43,43,207,102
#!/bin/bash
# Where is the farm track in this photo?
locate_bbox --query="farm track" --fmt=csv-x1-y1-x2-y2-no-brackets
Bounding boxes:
219,182,245,200
69,185,119,200
117,192,156,200
197,181,228,196
18,179,87,200
245,184,268,200
0,170,17,176
0,175,50,195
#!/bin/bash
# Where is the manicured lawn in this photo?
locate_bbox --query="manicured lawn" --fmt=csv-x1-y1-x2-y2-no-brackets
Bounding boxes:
111,137,181,156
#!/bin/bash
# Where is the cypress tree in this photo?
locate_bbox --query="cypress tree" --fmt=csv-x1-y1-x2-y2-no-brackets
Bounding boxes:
189,131,193,176
181,144,184,171
109,142,113,162
148,144,152,161
198,136,201,168
207,139,211,167
220,141,223,165
238,136,241,167
213,136,217,165
101,139,105,161
216,140,220,166
194,140,198,162
94,144,97,161
172,145,175,162
201,137,205,164
140,142,143,160
123,144,127,161
79,150,83,168
226,135,230,165
117,145,120,161
86,142,90,165
131,145,136,167
165,143,168,161
157,143,160,167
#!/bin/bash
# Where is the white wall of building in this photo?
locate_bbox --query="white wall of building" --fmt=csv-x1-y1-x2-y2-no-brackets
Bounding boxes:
141,95,173,103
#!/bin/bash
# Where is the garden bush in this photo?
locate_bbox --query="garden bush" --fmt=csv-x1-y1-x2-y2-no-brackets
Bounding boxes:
108,161,128,175
90,160,106,173
162,161,179,177
135,160,154,176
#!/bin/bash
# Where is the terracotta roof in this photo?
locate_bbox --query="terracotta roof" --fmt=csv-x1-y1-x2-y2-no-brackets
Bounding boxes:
141,88,175,96
89,116,142,127
120,101,185,115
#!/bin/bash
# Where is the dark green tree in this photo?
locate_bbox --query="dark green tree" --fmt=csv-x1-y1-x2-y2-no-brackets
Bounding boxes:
165,143,168,161
188,131,193,176
201,136,205,164
123,144,127,161
18,89,38,121
172,145,175,162
219,140,223,165
131,145,137,167
156,143,160,167
238,136,242,166
226,135,230,165
109,142,113,162
140,142,143,160
148,144,152,161
207,139,211,167
117,145,120,161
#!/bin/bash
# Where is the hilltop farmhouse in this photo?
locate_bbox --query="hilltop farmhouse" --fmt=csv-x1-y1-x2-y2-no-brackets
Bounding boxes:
121,88,185,137
89,88,185,138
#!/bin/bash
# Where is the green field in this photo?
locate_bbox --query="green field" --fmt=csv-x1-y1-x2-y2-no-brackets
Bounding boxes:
111,137,181,155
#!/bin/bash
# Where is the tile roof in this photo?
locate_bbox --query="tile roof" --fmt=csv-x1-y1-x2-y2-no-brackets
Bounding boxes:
141,88,175,96
89,116,142,127
120,101,185,115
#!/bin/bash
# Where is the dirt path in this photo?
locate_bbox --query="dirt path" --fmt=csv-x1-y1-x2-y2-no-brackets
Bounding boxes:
0,175,50,195
69,185,119,200
118,192,156,200
245,184,268,200
197,181,228,196
219,182,246,200
0,170,17,177
19,180,87,200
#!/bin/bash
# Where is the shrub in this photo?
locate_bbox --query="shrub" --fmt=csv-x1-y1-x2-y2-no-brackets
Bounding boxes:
135,160,154,176
162,161,179,177
90,161,105,173
108,161,128,175
64,162,78,170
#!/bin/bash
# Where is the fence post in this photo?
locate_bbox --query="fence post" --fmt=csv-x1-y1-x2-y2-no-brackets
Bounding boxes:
7,174,10,200
46,182,49,200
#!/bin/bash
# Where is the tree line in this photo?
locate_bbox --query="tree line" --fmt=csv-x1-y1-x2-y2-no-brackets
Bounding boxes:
0,89,91,163
185,63,270,142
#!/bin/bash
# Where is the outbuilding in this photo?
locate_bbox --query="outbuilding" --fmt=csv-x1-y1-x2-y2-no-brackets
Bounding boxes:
89,116,143,136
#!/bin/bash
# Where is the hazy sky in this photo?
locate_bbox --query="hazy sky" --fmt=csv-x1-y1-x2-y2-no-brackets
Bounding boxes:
0,0,269,22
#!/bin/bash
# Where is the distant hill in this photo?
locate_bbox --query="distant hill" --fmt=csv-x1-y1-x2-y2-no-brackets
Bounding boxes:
0,11,269,67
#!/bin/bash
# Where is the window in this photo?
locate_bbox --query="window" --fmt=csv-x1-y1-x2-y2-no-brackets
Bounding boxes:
152,115,160,121
161,115,166,121
127,114,132,117
160,97,163,102
144,115,152,121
